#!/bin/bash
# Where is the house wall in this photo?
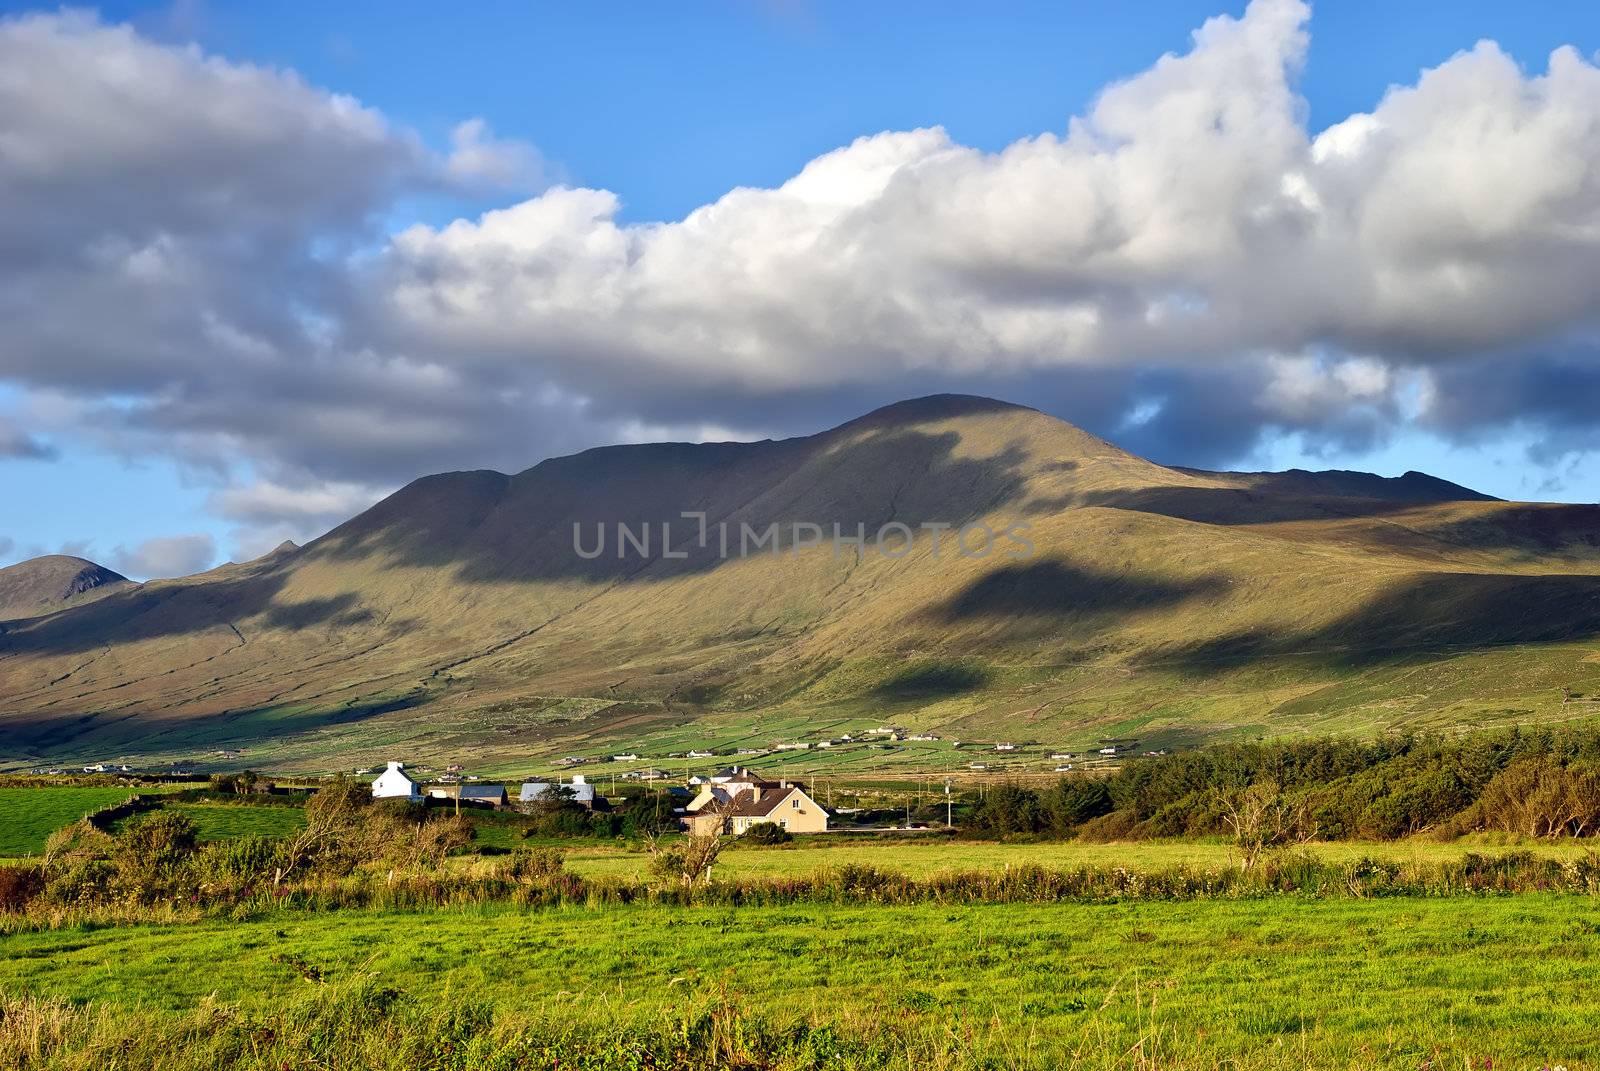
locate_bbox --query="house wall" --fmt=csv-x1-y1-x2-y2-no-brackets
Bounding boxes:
372,769,420,799
771,789,828,833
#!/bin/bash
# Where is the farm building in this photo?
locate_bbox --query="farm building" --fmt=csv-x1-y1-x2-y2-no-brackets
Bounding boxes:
519,773,603,810
371,761,422,801
459,784,508,809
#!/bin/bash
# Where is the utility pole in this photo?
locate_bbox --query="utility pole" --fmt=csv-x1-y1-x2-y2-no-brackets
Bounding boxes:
945,779,952,829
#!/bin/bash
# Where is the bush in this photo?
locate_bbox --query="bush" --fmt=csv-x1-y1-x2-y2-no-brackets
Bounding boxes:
199,835,283,882
0,865,43,913
111,812,200,902
741,822,792,845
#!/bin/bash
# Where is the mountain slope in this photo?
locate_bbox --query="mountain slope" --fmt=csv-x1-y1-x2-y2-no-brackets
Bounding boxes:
0,556,131,622
2,395,1598,772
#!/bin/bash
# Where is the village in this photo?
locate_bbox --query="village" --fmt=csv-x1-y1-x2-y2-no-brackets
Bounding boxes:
369,760,833,835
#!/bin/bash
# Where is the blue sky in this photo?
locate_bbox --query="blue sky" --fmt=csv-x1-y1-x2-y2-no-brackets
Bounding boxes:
3,1,1600,577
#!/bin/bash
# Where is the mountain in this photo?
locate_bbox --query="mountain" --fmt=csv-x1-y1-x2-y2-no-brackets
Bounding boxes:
0,556,131,622
3,394,1599,773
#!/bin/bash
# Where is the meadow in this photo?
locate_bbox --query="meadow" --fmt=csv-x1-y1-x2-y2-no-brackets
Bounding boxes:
3,896,1598,1068
0,786,181,856
5,774,1600,1068
151,803,304,842
558,833,1596,882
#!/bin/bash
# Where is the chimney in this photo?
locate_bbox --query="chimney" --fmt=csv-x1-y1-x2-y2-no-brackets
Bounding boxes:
572,774,586,785
387,761,403,772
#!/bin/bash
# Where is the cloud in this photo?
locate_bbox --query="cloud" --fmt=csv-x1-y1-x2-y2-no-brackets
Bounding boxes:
208,478,386,528
111,533,218,580
2,0,1600,552
444,118,550,192
353,0,1600,459
0,418,54,459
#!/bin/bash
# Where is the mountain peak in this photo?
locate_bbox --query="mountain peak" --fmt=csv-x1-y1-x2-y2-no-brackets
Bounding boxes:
851,394,1039,427
0,554,131,621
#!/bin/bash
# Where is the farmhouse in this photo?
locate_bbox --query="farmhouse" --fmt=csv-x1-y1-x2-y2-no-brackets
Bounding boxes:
371,761,422,801
683,769,828,835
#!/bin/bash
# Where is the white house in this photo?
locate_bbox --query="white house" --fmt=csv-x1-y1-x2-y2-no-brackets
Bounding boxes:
371,761,422,801
519,773,599,809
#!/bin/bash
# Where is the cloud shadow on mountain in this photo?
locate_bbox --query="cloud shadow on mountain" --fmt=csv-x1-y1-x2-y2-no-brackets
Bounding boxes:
1145,570,1600,673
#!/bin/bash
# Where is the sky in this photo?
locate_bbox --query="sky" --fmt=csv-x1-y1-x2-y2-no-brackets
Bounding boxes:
3,0,1600,579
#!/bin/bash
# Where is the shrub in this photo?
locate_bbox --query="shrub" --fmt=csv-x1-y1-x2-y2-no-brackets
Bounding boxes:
0,865,44,913
741,822,792,845
111,812,200,902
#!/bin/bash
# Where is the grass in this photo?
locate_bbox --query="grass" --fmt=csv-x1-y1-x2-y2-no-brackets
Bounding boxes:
156,804,305,842
2,896,1597,1068
556,834,1598,881
0,787,160,856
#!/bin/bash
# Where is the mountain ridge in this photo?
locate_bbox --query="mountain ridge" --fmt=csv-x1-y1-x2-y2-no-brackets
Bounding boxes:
2,395,1596,773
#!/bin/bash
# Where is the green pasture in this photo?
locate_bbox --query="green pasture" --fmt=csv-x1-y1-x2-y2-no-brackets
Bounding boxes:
156,803,305,842
3,896,1597,1068
0,785,186,856
557,834,1597,881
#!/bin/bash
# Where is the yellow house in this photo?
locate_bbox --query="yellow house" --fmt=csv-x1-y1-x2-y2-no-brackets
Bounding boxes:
683,772,828,835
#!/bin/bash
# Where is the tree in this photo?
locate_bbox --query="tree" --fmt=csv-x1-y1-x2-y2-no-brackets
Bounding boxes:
1044,778,1113,834
969,783,1043,836
1219,781,1314,871
648,801,728,888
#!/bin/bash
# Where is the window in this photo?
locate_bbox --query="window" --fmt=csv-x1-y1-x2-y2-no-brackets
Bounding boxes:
791,798,800,808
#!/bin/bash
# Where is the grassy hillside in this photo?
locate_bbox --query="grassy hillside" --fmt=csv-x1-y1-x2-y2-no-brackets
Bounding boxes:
3,394,1599,773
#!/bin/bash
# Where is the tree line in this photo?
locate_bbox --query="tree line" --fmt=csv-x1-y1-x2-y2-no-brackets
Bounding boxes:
968,725,1600,841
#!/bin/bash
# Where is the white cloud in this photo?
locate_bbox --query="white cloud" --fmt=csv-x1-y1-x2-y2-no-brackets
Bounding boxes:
444,118,550,192
111,533,218,580
209,478,387,527
2,0,1600,555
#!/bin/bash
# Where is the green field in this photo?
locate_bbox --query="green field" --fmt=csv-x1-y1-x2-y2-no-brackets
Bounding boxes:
557,835,1596,881
3,897,1597,1068
157,803,305,842
0,786,163,855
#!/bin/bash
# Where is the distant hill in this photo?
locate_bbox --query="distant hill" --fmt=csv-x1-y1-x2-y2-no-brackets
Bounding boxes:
0,555,131,622
3,394,1599,773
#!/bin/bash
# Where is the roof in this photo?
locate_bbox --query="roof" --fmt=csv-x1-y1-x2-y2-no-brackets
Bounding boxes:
374,762,418,785
721,784,811,819
458,784,506,800
520,781,597,804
